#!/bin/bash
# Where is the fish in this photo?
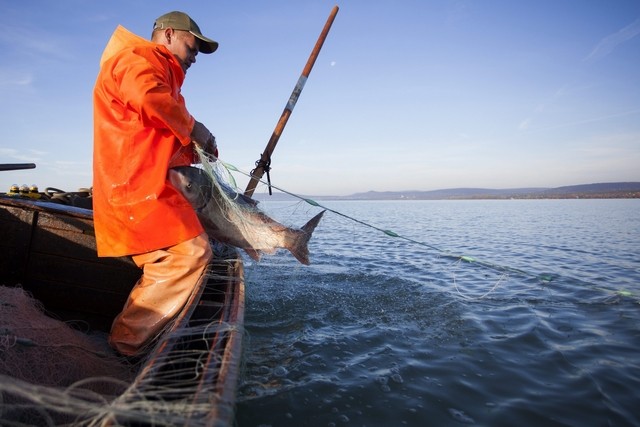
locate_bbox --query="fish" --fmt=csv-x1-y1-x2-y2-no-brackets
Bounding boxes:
168,165,324,265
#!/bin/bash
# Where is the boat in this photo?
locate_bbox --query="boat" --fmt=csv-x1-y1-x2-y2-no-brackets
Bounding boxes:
0,192,245,426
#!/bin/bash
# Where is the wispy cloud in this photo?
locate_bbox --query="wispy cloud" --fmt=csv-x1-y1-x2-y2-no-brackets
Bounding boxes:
444,0,471,25
527,108,640,132
518,86,569,131
29,149,49,157
0,70,34,89
518,118,532,131
0,25,76,62
585,17,640,62
0,147,44,163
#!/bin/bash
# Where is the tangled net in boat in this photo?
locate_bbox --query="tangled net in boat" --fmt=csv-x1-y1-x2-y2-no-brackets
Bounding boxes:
0,251,243,426
0,285,134,424
0,286,133,387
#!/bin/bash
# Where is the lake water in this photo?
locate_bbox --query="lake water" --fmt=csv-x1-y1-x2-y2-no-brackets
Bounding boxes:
234,199,640,427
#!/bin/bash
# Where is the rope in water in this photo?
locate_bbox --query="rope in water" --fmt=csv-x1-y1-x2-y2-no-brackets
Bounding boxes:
207,156,541,277
197,150,636,301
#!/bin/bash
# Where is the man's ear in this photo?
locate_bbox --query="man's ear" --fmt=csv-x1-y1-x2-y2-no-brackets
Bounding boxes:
163,27,174,44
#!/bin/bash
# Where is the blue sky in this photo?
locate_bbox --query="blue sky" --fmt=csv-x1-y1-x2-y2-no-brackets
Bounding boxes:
1,0,639,196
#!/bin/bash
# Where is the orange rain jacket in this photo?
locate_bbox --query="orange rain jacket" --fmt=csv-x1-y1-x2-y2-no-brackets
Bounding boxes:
93,25,203,257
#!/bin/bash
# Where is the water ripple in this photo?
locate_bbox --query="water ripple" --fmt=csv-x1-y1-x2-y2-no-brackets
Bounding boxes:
236,200,640,426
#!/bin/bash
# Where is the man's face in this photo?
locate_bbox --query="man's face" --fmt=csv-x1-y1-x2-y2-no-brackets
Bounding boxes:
168,30,199,73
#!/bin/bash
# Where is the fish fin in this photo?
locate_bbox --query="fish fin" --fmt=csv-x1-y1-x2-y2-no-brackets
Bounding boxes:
237,193,259,207
244,248,262,262
290,210,325,265
220,179,259,207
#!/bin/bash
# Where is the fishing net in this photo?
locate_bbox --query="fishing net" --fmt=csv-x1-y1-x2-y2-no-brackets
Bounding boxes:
0,285,134,424
193,151,634,304
86,255,244,427
192,148,313,263
0,250,244,426
195,148,259,224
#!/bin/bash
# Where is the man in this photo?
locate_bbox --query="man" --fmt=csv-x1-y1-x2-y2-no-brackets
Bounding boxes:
93,11,219,356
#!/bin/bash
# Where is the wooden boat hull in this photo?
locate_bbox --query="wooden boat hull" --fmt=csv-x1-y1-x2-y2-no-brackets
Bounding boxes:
0,196,245,426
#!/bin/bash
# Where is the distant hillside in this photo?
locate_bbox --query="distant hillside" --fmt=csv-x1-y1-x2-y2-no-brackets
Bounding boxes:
541,182,640,197
345,182,640,200
345,188,548,200
253,182,640,201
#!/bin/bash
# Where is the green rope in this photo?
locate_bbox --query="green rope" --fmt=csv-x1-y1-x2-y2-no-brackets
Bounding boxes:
215,159,526,270
200,155,637,301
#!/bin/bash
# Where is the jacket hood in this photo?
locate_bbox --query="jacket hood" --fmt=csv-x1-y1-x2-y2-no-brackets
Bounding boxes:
100,25,158,67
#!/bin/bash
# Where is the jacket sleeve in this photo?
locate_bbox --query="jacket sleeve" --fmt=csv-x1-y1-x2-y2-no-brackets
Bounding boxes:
113,49,195,146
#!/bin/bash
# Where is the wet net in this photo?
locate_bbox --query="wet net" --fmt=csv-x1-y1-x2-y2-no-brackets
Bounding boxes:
0,248,244,426
0,286,133,424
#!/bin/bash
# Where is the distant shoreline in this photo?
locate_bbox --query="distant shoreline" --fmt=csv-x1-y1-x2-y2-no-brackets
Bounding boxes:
384,192,640,200
256,192,640,201
254,182,640,201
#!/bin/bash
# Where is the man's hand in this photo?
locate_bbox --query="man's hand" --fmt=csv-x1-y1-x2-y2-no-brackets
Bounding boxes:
191,120,218,158
204,133,219,158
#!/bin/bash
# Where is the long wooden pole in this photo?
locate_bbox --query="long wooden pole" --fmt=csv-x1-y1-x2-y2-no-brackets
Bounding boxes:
244,5,339,197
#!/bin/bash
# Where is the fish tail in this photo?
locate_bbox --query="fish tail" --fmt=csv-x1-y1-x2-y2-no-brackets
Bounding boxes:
290,210,325,265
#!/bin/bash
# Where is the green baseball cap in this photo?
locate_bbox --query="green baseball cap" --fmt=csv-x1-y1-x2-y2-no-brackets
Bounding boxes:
153,11,218,54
